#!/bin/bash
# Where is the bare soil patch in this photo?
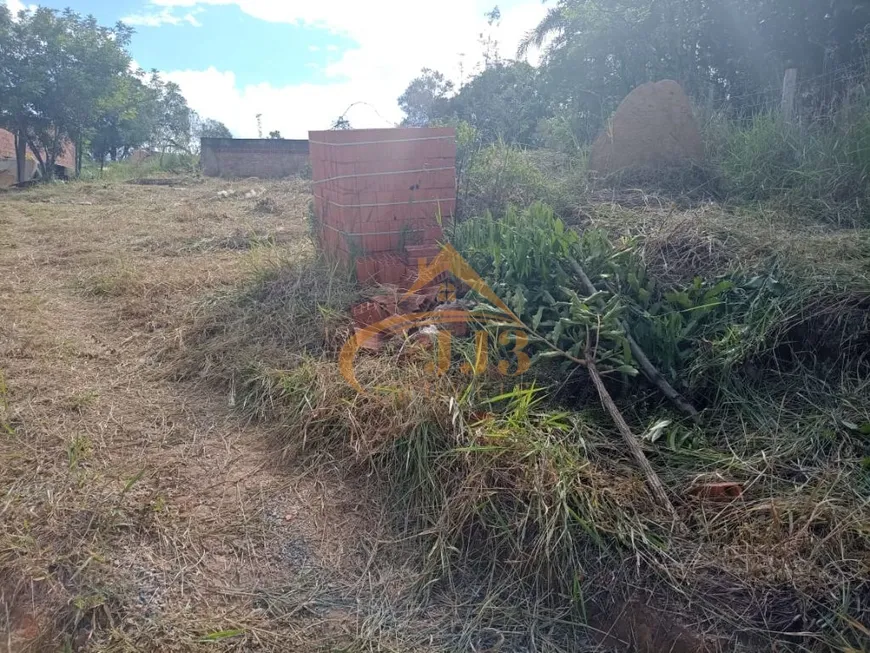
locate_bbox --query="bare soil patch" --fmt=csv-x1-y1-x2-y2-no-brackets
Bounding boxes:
0,179,393,652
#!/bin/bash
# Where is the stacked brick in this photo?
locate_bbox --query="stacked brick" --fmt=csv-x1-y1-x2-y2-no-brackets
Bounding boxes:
309,127,456,285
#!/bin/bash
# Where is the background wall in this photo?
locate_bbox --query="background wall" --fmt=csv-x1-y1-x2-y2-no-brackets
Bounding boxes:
201,138,310,178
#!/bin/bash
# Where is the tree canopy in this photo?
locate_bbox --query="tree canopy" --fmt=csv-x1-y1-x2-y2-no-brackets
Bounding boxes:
0,4,223,181
203,119,233,139
399,0,870,146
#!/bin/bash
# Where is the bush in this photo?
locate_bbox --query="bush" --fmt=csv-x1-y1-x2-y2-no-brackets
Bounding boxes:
705,102,870,223
80,152,200,181
459,141,559,218
716,112,803,201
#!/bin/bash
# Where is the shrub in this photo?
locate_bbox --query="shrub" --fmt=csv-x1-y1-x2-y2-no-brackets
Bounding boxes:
80,152,200,181
459,141,558,218
716,112,803,201
704,101,870,223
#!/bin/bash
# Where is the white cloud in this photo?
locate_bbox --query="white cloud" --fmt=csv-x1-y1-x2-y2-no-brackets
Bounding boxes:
3,0,36,19
122,6,202,27
154,0,547,138
165,66,401,139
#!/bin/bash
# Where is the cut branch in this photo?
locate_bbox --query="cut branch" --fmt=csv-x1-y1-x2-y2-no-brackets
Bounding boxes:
586,355,686,532
569,257,701,422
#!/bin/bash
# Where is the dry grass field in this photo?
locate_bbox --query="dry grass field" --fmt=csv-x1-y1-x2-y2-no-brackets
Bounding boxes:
2,177,868,653
0,178,411,652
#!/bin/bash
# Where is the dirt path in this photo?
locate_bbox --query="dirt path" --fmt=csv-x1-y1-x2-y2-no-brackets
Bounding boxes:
0,180,376,652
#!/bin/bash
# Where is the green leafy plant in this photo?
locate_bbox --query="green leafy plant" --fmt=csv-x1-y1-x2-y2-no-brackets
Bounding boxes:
457,203,638,375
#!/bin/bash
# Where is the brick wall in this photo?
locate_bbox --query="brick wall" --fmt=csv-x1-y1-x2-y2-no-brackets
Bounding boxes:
0,128,76,170
309,127,456,283
200,138,310,178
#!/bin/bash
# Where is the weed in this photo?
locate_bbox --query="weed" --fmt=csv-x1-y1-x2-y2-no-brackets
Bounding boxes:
5,167,865,651
702,103,870,224
62,391,99,413
171,246,357,392
0,370,13,435
460,140,561,218
81,264,142,298
180,229,276,253
66,435,91,471
254,197,281,214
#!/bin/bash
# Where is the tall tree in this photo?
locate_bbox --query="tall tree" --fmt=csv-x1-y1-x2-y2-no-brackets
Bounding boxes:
0,4,41,182
149,75,193,154
60,12,134,175
0,7,17,177
451,61,543,144
188,114,233,153
204,120,233,139
522,0,870,115
398,68,454,127
89,71,157,166
16,8,132,179
0,6,133,180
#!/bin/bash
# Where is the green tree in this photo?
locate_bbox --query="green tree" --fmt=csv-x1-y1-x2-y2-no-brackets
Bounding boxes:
0,6,134,180
148,74,193,154
57,12,134,176
89,71,157,167
399,0,870,154
0,5,26,180
523,0,870,117
189,113,232,152
0,4,44,182
10,8,133,179
203,119,233,139
398,68,454,127
268,130,282,139
451,61,543,144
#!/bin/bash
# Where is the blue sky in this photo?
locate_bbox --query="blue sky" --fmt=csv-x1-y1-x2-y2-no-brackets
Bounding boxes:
4,0,547,137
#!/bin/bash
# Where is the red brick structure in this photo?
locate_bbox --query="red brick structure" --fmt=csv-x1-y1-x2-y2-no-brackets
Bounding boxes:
0,128,77,186
309,127,456,285
200,137,310,178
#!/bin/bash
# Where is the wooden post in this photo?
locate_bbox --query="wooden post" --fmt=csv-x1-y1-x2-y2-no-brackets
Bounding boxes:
782,68,798,122
706,84,716,113
14,126,27,184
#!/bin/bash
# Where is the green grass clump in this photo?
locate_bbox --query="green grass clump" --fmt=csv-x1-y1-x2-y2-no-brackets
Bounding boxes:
171,244,357,390
80,152,200,181
460,141,564,218
717,112,803,201
704,104,870,224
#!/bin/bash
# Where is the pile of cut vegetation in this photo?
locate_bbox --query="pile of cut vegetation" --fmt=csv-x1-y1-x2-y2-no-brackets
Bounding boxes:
173,200,869,652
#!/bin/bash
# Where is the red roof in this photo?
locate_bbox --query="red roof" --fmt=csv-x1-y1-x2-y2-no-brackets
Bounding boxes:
0,128,76,170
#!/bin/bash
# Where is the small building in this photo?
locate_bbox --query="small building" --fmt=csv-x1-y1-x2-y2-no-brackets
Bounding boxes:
0,128,76,187
200,137,309,178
